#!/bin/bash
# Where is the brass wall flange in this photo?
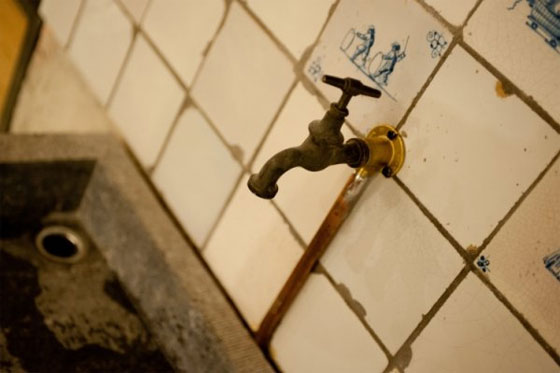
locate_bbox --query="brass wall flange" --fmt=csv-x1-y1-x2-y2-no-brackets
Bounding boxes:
358,124,406,178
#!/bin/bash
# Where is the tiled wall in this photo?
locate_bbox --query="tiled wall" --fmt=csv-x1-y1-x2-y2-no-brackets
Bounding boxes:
36,0,560,372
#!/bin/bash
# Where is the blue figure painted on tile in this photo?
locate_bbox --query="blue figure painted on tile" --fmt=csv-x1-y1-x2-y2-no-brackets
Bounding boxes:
351,25,376,67
543,248,560,281
477,255,490,273
508,0,560,52
340,25,408,100
371,41,407,86
426,30,448,58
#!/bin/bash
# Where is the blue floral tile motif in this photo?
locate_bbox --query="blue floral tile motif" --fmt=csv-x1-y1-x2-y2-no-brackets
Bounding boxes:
308,56,324,82
543,248,560,281
508,0,560,53
426,30,448,58
477,255,491,273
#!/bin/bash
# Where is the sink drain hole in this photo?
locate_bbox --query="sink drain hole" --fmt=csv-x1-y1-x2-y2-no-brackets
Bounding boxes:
36,226,87,263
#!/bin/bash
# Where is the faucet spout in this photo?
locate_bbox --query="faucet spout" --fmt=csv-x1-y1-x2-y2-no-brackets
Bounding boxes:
248,104,369,199
247,74,395,200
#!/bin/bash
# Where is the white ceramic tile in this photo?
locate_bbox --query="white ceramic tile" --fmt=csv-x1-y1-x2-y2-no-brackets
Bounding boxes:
152,107,241,248
203,176,303,330
398,46,560,248
465,0,560,123
253,84,354,244
423,0,478,26
305,0,451,134
191,3,294,166
119,0,150,23
407,273,558,372
271,274,388,373
39,0,83,46
68,0,133,104
321,176,463,352
142,0,224,86
109,35,184,168
11,28,112,134
480,160,560,352
247,0,335,58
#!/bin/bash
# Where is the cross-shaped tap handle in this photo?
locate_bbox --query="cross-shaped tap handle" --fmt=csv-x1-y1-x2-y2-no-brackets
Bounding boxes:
321,75,381,110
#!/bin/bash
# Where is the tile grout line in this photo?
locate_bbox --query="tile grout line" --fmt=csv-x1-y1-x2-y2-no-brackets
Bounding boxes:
261,0,473,364
103,139,283,369
396,0,487,132
148,95,191,175
395,37,459,131
137,0,153,25
138,29,188,92
390,0,560,366
459,0,560,134
460,40,560,133
189,0,233,90
315,265,395,365
291,0,368,137
189,95,249,171
200,169,246,252
294,0,340,84
234,0,298,66
390,266,471,371
103,23,138,111
473,269,560,365
393,177,471,262
270,200,308,250
394,152,560,365
57,0,559,366
102,0,250,256
296,0,341,73
475,150,560,257
246,79,299,172
412,0,460,33
63,0,87,51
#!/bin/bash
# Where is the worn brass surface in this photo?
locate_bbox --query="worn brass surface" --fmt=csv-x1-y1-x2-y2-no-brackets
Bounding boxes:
358,124,406,179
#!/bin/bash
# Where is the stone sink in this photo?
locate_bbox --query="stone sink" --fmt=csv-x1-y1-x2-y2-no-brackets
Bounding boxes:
0,134,272,372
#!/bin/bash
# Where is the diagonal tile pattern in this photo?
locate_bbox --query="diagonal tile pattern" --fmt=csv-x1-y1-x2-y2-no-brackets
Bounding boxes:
191,2,294,166
398,46,559,249
322,176,464,352
465,0,560,123
480,159,560,352
407,273,559,372
35,0,560,370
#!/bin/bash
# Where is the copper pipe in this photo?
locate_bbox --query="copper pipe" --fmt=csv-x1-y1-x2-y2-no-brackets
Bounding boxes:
255,171,370,348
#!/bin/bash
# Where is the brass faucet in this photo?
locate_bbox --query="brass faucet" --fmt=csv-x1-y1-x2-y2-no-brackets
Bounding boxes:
248,75,405,199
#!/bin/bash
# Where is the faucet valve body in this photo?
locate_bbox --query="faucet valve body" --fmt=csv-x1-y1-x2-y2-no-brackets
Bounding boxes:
248,75,405,199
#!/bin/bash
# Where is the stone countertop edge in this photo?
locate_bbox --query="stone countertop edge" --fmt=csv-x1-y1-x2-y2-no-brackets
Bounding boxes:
0,134,273,373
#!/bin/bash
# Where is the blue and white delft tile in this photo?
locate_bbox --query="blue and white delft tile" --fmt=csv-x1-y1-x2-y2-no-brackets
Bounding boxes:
481,160,560,352
465,0,560,123
407,274,559,372
305,0,452,134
